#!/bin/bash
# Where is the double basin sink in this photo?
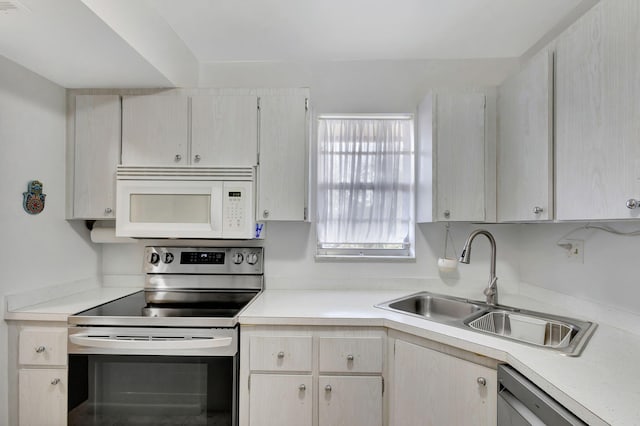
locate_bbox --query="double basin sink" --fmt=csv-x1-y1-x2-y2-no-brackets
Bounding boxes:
376,291,597,356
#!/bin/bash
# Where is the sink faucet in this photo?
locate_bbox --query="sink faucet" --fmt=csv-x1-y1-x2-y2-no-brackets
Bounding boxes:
459,229,498,305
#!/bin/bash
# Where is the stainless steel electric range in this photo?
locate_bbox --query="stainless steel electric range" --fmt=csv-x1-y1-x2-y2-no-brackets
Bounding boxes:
67,246,263,426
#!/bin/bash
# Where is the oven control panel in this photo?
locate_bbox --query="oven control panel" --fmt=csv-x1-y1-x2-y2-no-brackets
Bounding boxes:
144,247,263,274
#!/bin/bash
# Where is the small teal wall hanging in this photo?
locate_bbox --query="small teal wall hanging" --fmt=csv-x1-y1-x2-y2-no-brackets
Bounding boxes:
23,180,46,215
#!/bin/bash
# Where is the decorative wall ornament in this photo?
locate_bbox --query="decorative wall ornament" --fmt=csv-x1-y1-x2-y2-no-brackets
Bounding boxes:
23,180,46,215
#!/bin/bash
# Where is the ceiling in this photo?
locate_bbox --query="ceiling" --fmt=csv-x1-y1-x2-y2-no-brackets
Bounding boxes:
0,0,596,88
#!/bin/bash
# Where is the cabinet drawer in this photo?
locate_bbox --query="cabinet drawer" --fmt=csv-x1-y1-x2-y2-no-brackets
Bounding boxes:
19,327,67,366
319,337,383,373
250,336,312,372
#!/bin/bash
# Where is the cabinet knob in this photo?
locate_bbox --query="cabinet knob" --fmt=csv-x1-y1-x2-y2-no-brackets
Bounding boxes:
104,207,113,214
175,154,182,162
35,346,46,353
533,206,543,214
346,354,354,361
325,384,332,392
477,377,487,386
626,199,638,209
194,154,201,162
263,210,270,219
277,351,285,359
298,384,306,391
51,378,60,385
443,210,451,218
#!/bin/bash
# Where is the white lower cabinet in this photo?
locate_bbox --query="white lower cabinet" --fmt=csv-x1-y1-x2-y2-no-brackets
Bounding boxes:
318,376,382,426
391,338,497,426
18,369,67,426
7,323,68,426
249,374,313,426
240,326,385,426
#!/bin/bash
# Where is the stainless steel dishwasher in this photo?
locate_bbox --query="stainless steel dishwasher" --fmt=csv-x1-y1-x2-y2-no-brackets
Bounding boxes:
497,365,586,426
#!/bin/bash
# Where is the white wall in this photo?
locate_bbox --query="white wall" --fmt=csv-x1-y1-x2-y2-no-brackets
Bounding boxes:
517,222,640,316
0,55,101,425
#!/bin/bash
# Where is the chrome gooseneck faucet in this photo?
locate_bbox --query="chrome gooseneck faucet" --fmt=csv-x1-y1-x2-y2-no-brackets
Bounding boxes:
459,229,498,305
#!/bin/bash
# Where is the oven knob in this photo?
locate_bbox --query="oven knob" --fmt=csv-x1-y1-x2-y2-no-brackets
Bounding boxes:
162,253,175,264
232,252,244,265
148,252,160,265
245,252,259,265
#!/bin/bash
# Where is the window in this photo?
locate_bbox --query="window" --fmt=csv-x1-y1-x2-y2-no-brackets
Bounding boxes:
316,115,415,258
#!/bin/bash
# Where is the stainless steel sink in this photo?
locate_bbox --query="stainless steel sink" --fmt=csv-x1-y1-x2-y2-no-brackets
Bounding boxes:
382,293,485,323
376,291,597,356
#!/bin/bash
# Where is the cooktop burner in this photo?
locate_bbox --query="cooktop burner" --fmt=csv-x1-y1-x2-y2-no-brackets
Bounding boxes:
74,290,260,318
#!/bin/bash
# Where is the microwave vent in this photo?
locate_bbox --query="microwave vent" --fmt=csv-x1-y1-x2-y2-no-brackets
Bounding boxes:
117,166,255,181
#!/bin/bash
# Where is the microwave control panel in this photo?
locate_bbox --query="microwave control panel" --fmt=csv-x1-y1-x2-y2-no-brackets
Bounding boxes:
222,181,253,238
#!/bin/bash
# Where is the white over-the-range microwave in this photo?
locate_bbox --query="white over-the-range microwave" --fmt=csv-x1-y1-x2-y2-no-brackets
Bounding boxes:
115,166,264,239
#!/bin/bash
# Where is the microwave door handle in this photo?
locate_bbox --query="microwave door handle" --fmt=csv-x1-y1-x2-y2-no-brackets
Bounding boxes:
69,335,233,350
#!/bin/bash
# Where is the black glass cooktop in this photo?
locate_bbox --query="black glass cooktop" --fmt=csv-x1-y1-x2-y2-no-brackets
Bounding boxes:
74,290,260,318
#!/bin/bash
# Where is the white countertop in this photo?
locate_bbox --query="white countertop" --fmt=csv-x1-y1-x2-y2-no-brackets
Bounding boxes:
4,287,141,322
239,289,640,426
5,285,638,425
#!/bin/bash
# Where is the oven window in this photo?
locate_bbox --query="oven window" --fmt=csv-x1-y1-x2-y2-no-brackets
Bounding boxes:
130,194,211,223
68,355,235,426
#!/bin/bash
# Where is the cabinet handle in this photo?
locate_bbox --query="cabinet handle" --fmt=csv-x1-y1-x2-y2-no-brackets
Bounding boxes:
277,351,285,359
533,206,543,214
298,384,306,391
346,354,354,361
443,210,450,218
325,384,332,392
477,377,487,386
626,199,639,209
35,346,46,353
51,378,60,385
263,210,270,219
104,207,113,214
175,154,182,162
194,154,201,162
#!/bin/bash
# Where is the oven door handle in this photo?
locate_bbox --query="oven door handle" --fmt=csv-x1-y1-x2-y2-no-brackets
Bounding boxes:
69,334,233,350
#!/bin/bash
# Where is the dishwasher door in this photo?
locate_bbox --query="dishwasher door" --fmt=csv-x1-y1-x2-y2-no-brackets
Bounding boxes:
497,365,586,426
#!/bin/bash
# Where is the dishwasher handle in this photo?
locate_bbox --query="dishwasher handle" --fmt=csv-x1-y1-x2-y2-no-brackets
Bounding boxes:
497,365,586,426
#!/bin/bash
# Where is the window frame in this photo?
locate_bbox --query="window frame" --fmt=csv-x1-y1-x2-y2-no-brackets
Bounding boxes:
315,113,416,260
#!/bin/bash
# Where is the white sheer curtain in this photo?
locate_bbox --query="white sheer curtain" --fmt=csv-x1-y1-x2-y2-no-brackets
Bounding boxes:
317,117,414,255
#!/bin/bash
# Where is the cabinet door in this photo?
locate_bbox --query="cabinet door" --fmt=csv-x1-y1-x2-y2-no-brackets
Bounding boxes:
191,95,258,166
249,374,312,426
122,95,189,165
257,94,308,221
319,376,382,426
19,369,67,426
73,95,121,219
434,93,486,221
497,51,553,222
392,340,496,426
556,0,640,220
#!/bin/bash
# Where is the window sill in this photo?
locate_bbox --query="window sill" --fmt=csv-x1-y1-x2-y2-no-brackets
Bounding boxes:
314,254,416,262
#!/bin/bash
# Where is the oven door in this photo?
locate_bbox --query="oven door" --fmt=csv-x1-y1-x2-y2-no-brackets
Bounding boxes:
68,327,238,426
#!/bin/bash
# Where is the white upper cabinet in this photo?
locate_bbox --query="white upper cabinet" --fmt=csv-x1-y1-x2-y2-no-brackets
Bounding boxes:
497,50,553,222
122,95,189,165
418,91,495,223
257,90,309,221
555,0,640,220
70,94,121,219
191,95,258,166
122,93,260,167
